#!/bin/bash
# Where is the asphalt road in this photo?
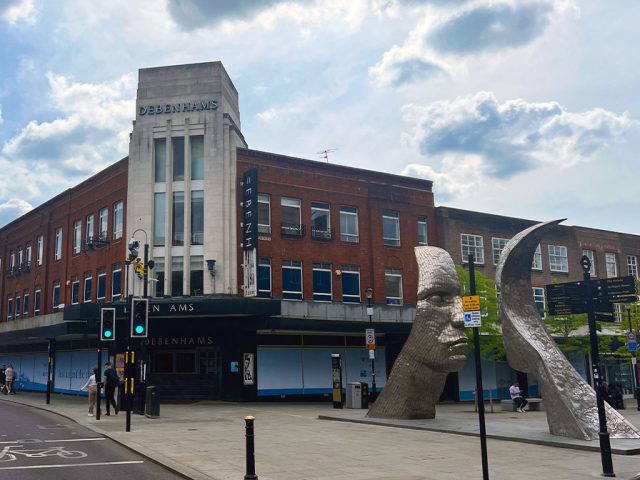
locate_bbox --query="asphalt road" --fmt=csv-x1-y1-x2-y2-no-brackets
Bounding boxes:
0,401,186,480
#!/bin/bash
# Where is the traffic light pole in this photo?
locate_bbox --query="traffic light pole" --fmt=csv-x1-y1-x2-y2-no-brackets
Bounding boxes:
96,344,102,421
139,243,149,415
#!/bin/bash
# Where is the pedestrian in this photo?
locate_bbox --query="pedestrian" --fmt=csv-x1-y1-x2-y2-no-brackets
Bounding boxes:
81,368,98,416
510,381,528,412
4,364,15,395
0,366,5,394
103,361,119,415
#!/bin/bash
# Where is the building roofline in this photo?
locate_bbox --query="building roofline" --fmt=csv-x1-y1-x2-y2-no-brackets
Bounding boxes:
238,147,433,190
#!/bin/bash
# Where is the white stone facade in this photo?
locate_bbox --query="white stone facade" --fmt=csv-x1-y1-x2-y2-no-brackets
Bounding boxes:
126,62,246,297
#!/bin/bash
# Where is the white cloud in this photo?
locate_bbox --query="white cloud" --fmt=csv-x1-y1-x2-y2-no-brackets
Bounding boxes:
0,198,33,217
401,91,636,181
1,0,37,25
370,0,579,86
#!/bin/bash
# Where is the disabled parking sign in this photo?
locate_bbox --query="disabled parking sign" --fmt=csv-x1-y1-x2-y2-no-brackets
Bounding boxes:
464,311,482,328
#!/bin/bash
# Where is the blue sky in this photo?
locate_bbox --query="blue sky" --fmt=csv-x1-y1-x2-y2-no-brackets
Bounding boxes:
1,0,639,234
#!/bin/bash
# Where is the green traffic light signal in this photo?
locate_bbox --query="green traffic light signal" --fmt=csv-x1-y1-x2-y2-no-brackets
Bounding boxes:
104,330,112,338
135,324,144,334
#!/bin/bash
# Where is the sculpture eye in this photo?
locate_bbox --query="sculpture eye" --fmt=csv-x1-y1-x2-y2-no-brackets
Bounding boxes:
427,292,451,305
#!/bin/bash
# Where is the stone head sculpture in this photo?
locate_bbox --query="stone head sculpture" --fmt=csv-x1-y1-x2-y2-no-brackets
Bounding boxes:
368,246,467,419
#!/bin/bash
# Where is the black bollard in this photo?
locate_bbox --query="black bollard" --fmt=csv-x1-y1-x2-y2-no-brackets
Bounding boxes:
244,416,258,480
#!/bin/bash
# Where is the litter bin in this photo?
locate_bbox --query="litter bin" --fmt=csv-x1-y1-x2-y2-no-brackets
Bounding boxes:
145,386,160,418
346,382,362,409
360,382,369,409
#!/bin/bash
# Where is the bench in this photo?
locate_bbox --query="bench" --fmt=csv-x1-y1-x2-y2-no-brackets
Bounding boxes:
500,398,544,412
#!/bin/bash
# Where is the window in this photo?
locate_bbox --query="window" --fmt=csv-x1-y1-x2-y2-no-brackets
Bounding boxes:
17,247,22,269
34,287,41,315
154,259,165,297
385,268,403,305
97,270,106,300
548,245,568,272
312,262,332,301
86,214,94,241
54,228,62,261
154,193,166,246
172,192,184,246
582,249,596,276
152,351,197,374
258,194,271,234
171,256,183,296
84,273,92,303
628,255,638,278
7,297,12,320
605,252,617,278
99,208,108,238
281,197,302,236
172,137,185,181
36,235,43,266
113,201,124,240
191,190,204,245
341,265,360,303
190,256,203,296
257,257,272,298
52,281,60,312
417,216,428,246
311,202,332,240
190,135,204,181
25,242,31,267
282,260,302,300
339,206,359,243
154,138,166,182
112,265,122,301
532,287,545,317
492,238,509,266
461,234,484,264
71,276,80,304
9,250,15,270
15,295,20,318
73,220,82,254
532,244,542,270
22,292,29,318
382,210,400,246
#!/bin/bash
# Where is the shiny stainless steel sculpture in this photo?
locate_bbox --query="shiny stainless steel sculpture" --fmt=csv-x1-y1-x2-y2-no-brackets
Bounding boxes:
368,247,467,419
497,220,640,440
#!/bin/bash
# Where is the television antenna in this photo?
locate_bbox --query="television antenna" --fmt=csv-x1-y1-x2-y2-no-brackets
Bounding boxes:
317,148,337,163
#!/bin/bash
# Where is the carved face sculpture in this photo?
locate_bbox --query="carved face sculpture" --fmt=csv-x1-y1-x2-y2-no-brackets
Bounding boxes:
405,247,468,372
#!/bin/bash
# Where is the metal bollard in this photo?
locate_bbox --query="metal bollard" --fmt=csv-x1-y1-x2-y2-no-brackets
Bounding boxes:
244,416,258,480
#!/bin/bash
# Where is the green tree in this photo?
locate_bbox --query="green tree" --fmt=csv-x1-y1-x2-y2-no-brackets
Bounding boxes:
456,265,504,361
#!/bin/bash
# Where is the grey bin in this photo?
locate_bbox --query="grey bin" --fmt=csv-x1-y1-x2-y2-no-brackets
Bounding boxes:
346,382,362,409
145,386,160,418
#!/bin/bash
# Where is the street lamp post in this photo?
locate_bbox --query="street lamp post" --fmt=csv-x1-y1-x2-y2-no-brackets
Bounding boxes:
627,305,640,410
365,287,376,400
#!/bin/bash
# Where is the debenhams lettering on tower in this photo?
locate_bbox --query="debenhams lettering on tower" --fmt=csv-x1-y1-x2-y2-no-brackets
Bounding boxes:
138,100,218,116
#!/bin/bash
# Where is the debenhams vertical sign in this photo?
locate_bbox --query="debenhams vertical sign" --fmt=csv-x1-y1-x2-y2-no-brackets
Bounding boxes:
138,100,218,116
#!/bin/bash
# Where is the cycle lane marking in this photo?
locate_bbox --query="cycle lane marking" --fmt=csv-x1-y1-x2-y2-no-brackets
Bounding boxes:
0,460,144,470
0,438,105,444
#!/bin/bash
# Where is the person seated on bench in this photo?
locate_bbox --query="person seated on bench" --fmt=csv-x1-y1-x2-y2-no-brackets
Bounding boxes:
510,381,528,412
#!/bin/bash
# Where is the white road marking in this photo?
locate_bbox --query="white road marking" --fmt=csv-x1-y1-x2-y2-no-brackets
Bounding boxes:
0,438,105,444
0,460,144,470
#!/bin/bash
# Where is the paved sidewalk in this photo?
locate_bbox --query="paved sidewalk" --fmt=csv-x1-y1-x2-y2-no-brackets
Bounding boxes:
2,392,640,480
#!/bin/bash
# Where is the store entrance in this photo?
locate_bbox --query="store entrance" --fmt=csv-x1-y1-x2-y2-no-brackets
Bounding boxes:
148,347,221,401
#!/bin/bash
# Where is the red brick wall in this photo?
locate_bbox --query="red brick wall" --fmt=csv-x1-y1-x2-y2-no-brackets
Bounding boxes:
0,159,128,319
237,149,436,305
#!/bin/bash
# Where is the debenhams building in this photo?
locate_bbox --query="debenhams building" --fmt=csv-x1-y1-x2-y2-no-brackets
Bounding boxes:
0,61,454,402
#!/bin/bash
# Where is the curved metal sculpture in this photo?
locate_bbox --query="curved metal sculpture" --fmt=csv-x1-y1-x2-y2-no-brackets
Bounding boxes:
497,220,640,440
368,246,467,419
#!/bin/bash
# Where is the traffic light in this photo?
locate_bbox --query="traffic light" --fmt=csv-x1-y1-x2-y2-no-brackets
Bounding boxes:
100,308,116,341
131,298,148,338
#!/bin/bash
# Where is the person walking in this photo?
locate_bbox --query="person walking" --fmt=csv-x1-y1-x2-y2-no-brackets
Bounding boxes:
81,368,98,416
510,381,528,412
103,362,119,415
4,364,15,395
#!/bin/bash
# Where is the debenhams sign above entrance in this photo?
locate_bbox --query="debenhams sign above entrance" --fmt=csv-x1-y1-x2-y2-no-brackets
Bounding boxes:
139,100,218,116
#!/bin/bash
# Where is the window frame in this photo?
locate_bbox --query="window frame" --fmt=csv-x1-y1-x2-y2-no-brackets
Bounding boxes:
384,268,403,305
258,194,271,234
282,260,303,300
310,202,331,240
7,297,12,320
99,208,108,238
52,282,61,313
532,244,542,270
340,265,360,303
532,287,545,318
382,210,400,247
312,262,332,302
22,292,29,318
491,237,509,266
36,235,43,266
97,270,107,300
339,205,359,243
627,255,638,278
86,214,94,242
84,273,93,303
71,277,80,305
417,216,428,246
113,200,124,240
548,245,568,273
461,234,484,264
34,287,41,315
582,249,596,276
257,257,272,298
54,227,63,261
605,252,617,278
112,265,122,301
73,219,82,254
